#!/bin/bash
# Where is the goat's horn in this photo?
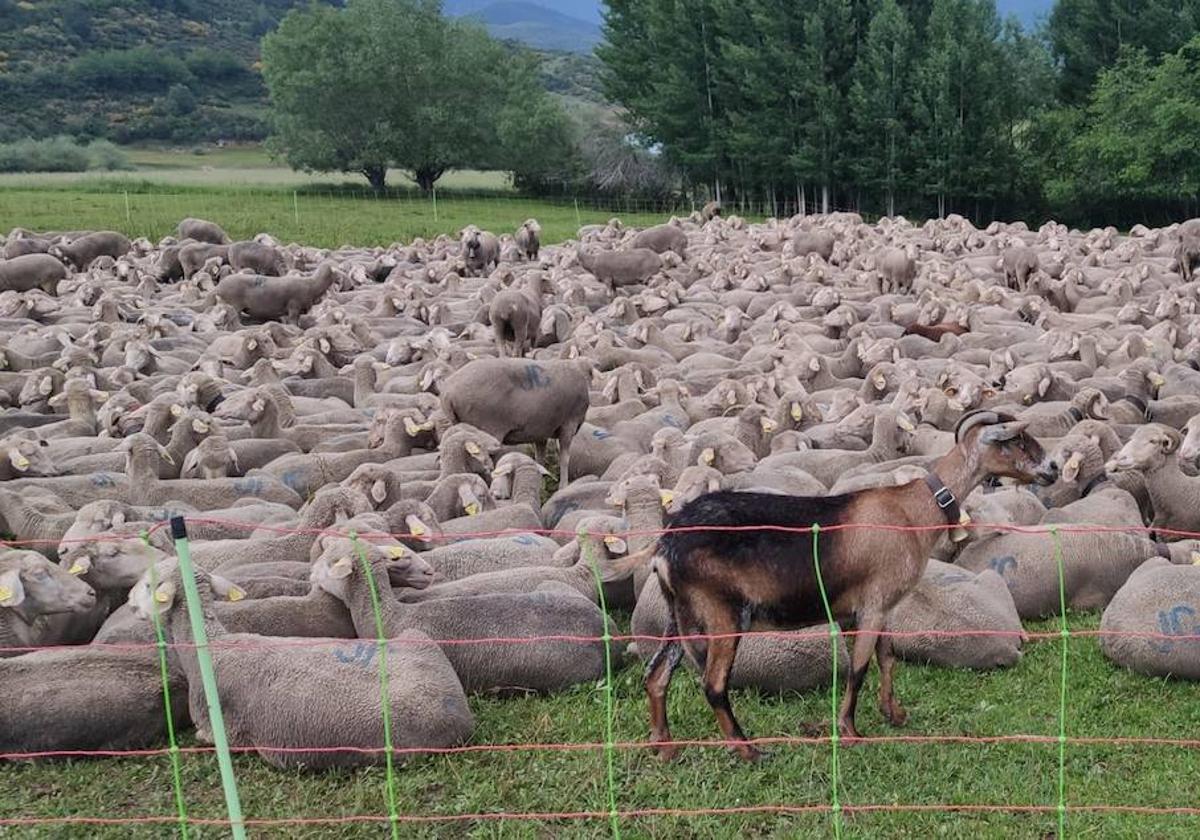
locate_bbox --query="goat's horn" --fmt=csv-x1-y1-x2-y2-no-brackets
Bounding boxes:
954,409,1002,443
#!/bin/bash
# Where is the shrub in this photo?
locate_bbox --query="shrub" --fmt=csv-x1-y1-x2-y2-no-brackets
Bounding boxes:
0,136,130,172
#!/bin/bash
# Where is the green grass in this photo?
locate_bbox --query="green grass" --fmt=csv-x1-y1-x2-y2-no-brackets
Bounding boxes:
0,185,678,248
3,614,1198,839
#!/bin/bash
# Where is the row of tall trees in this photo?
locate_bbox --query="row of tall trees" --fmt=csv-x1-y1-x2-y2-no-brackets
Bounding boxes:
600,0,1200,224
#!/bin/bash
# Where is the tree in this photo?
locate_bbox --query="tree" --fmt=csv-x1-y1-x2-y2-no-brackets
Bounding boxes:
163,84,198,116
1047,0,1200,104
261,0,557,191
848,0,914,216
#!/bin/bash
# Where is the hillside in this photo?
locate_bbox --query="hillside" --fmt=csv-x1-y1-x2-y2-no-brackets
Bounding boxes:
0,0,604,145
444,0,601,52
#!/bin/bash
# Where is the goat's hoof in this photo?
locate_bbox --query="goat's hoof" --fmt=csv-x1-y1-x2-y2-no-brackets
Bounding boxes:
837,721,862,743
734,744,766,763
883,704,908,727
651,742,681,762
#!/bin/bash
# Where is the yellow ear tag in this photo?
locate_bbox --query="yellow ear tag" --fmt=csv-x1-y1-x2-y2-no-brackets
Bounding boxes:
464,502,480,516
790,403,803,421
227,588,244,602
387,545,408,559
603,535,620,546
1191,552,1200,566
700,448,715,466
154,590,170,604
465,441,482,456
170,404,183,417
659,490,674,508
403,417,421,436
0,586,13,603
409,522,427,537
68,563,85,576
13,455,29,469
898,416,915,433
950,511,972,543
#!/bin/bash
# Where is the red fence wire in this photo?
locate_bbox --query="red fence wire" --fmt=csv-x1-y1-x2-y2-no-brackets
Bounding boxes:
3,515,1199,835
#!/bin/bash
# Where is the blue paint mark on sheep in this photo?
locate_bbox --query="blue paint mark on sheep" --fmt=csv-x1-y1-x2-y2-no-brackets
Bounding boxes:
550,500,580,524
512,534,537,545
517,364,551,390
1153,604,1199,653
280,468,308,494
934,571,973,586
233,477,265,497
661,414,686,429
333,642,377,668
988,555,1017,577
90,473,116,488
592,428,612,440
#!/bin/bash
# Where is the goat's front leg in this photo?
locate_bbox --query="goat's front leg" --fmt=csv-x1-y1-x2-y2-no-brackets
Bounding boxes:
876,631,907,727
838,614,884,740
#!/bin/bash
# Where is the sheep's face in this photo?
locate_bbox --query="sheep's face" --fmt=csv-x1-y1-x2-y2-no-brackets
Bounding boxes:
0,552,96,614
1106,424,1180,474
64,539,165,591
1048,436,1102,487
4,436,54,476
1179,416,1200,468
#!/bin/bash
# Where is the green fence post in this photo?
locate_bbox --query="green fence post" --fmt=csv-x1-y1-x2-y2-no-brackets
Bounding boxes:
584,535,621,840
810,523,843,839
170,516,246,840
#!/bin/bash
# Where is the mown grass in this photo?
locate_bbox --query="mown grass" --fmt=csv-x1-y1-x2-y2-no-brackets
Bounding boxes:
2,613,1198,839
0,185,677,248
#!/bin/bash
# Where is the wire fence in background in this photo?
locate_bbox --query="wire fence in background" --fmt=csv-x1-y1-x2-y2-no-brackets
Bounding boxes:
0,185,869,250
2,517,1199,838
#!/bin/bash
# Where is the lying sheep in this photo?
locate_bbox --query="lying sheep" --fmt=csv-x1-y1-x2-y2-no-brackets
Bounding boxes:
0,253,68,294
132,560,474,769
1100,558,1200,680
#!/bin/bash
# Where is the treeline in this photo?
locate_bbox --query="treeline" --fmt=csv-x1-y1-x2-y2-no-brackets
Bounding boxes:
599,0,1200,227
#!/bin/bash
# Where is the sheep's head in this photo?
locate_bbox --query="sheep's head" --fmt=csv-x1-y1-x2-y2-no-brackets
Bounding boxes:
1048,433,1105,488
63,538,168,592
956,410,1057,486
3,434,55,476
1106,424,1181,475
311,540,435,599
1179,415,1200,469
130,563,244,619
490,452,548,499
575,515,629,558
0,550,96,614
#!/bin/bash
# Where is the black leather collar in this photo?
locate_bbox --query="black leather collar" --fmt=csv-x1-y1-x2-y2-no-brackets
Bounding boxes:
923,473,962,526
205,393,226,414
1120,393,1150,420
1080,472,1108,498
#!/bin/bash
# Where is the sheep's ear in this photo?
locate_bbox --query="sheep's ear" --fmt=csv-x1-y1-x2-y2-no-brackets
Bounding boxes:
153,580,176,606
1037,376,1051,397
602,535,628,555
535,461,551,477
464,440,483,457
246,338,257,350
210,575,245,602
371,480,388,504
1157,431,1181,454
48,392,67,408
0,568,25,607
251,399,265,412
328,556,355,579
170,403,184,417
808,357,821,372
8,449,31,472
491,460,513,477
38,377,53,396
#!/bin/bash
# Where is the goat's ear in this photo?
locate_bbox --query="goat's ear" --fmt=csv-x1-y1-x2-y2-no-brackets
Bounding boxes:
980,422,1029,444
0,568,25,608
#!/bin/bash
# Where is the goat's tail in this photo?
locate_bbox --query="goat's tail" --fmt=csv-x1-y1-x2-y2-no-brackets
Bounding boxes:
597,545,655,583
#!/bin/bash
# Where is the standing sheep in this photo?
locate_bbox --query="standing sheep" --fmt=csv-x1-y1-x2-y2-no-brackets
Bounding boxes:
177,218,231,245
489,272,547,358
461,227,500,276
515,219,541,261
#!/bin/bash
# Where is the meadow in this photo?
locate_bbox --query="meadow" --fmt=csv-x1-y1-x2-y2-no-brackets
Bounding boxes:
1,151,1197,839
0,146,678,247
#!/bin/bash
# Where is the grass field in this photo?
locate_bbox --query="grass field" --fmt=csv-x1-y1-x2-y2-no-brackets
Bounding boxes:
0,144,683,246
2,613,1198,838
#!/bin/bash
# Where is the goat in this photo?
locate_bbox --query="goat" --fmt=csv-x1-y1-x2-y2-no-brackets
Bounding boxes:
610,411,1057,762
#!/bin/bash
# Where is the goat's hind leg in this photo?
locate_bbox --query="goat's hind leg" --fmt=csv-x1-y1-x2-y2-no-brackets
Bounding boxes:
645,616,685,761
698,599,759,762
876,630,907,727
837,611,886,741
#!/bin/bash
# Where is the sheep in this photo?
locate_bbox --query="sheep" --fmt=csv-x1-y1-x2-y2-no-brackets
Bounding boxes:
1100,557,1200,679
489,271,546,357
575,246,662,293
312,538,607,694
631,223,688,257
1106,424,1200,535
1,549,97,656
514,219,541,261
439,358,591,487
50,231,131,270
177,217,231,245
214,263,338,323
0,253,69,294
131,560,474,769
461,227,500,276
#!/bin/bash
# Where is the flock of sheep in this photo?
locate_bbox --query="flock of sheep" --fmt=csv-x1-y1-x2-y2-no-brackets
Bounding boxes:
1,206,1199,768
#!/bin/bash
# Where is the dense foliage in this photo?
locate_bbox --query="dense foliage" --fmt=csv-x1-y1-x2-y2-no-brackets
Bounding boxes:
599,0,1200,226
261,0,578,191
0,136,130,173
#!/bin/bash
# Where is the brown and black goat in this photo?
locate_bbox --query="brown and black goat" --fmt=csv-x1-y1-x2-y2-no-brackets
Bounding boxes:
612,410,1057,762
